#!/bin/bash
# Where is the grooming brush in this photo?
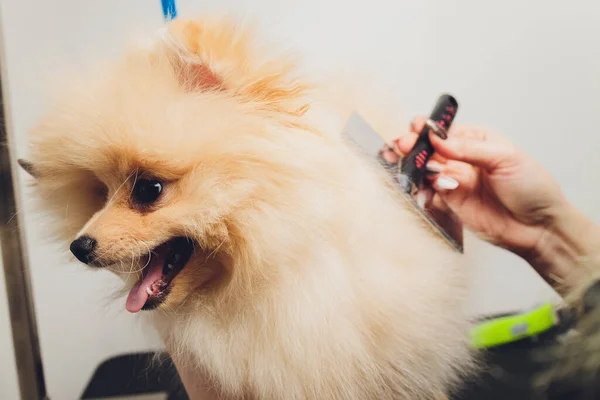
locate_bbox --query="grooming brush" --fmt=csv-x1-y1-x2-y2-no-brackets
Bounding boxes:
342,94,464,253
395,94,463,252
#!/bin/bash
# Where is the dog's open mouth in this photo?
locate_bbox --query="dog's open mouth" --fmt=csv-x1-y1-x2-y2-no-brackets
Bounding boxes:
126,237,194,313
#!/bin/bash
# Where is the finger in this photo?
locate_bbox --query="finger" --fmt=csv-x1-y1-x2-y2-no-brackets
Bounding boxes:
424,160,445,174
430,175,470,215
391,115,427,155
393,116,427,154
388,115,444,156
446,125,485,141
432,175,459,191
429,192,451,213
392,134,448,165
396,122,472,154
415,186,434,209
429,161,485,217
410,116,427,133
393,133,418,156
427,160,478,190
448,124,514,148
429,133,516,171
380,146,400,164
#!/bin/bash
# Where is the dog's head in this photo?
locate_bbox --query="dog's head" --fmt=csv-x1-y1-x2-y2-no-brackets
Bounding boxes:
21,18,336,313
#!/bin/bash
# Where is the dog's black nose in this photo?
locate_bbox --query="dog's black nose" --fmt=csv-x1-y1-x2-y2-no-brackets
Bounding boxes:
70,235,97,264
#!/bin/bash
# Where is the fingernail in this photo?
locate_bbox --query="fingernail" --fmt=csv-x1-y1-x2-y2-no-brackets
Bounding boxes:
426,160,444,173
436,176,459,190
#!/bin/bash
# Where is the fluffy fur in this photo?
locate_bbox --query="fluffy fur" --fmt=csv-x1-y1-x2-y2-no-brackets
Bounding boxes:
22,16,474,399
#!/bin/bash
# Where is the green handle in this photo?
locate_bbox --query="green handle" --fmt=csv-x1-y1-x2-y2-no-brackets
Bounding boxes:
470,303,558,349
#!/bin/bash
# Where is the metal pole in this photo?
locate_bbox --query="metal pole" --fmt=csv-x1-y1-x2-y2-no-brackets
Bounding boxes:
0,14,48,400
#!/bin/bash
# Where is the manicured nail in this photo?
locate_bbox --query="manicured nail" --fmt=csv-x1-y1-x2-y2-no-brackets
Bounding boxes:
426,160,444,173
436,176,459,190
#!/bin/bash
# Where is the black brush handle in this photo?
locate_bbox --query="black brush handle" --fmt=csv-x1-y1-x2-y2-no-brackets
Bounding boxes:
399,94,459,191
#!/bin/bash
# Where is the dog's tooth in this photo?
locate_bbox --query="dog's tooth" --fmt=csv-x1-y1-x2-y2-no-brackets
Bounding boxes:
167,263,174,270
146,287,153,296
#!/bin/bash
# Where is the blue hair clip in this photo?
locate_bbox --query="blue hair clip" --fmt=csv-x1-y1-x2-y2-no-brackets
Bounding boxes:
161,0,177,21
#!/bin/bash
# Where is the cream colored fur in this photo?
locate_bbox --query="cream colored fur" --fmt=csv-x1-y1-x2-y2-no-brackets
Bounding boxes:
22,16,474,399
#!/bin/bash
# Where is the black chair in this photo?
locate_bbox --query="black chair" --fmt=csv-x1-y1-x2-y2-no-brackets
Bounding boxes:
80,352,188,400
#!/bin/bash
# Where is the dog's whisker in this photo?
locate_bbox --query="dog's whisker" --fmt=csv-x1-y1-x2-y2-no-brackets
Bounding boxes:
128,248,135,277
141,241,152,270
64,193,73,220
207,238,225,260
129,168,140,198
94,245,119,263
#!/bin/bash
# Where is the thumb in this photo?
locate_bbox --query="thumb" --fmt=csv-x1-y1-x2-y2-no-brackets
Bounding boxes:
429,133,516,171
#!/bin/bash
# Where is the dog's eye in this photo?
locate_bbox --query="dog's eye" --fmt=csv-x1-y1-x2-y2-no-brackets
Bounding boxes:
132,179,163,205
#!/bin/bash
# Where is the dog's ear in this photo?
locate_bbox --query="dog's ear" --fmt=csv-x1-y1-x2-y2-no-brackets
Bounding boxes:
161,18,310,118
162,19,223,92
17,159,38,178
171,59,222,92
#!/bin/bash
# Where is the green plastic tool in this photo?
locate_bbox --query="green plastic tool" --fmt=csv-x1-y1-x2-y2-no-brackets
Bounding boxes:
470,303,559,349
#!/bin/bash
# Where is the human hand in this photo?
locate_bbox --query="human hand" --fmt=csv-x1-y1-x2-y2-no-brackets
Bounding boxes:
394,117,569,265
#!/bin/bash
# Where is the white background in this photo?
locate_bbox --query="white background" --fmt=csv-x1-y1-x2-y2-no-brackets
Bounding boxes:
1,0,599,398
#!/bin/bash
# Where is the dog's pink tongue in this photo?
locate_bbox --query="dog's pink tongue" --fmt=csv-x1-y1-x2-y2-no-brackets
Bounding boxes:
126,261,164,313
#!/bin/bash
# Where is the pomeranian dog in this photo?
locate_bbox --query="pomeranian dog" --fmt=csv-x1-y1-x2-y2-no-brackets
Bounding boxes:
19,16,474,399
